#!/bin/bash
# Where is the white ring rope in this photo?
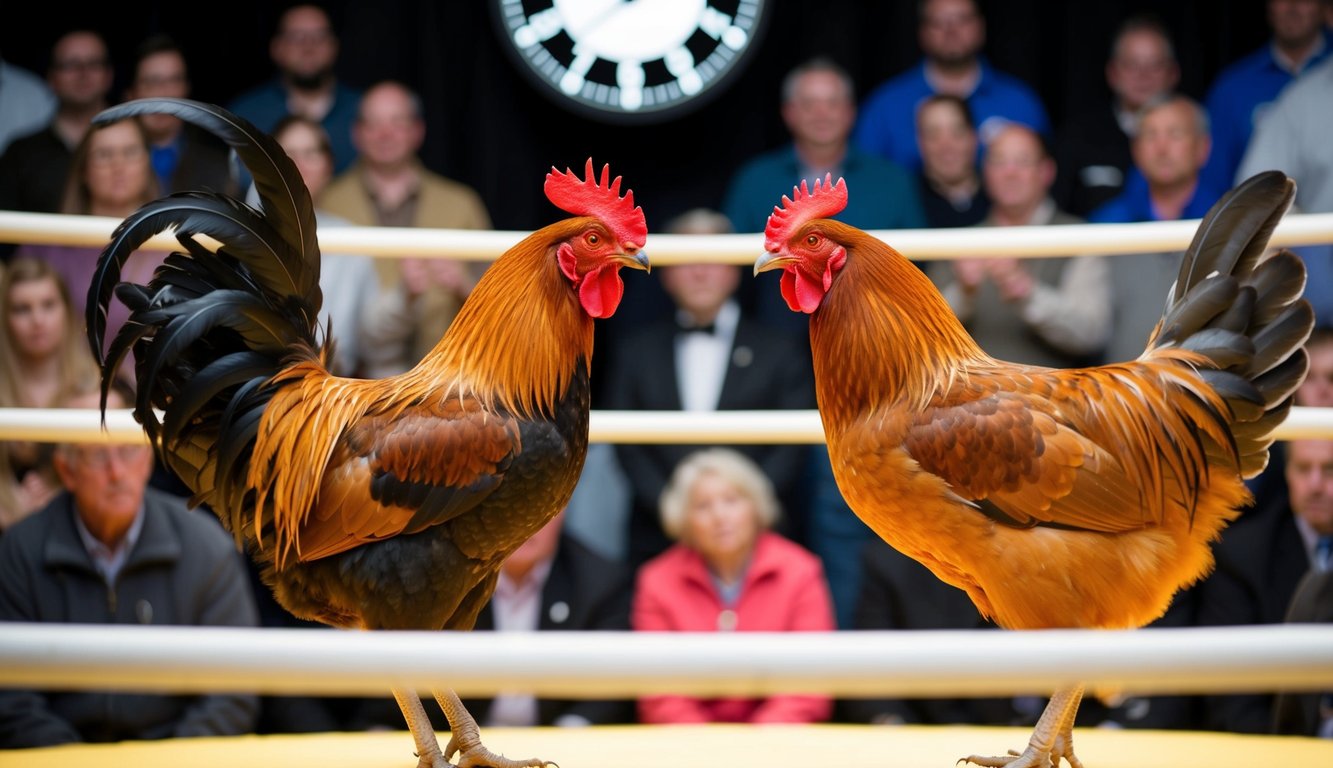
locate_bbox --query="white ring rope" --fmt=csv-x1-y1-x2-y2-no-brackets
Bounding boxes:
1,407,1330,445
2,209,1333,263
1,623,1330,698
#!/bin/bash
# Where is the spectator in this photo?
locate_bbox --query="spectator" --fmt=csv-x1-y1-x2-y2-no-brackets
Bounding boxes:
0,30,114,221
1202,0,1333,196
124,34,237,196
1236,53,1333,213
632,448,835,724
227,4,361,175
0,52,55,156
914,93,990,228
1272,566,1333,737
602,208,816,572
269,114,379,378
1090,94,1225,363
0,384,260,747
321,79,493,377
12,116,161,375
1233,52,1333,327
1299,327,1333,408
1054,13,1180,217
352,509,635,729
1193,437,1333,733
725,55,925,340
853,0,1050,173
929,123,1110,368
722,56,925,235
0,258,98,530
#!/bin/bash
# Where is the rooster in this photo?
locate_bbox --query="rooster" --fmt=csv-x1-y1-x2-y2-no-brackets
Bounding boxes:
754,172,1312,767
86,98,648,768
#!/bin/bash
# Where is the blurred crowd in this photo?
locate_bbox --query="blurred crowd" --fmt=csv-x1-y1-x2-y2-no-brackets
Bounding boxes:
0,0,1331,746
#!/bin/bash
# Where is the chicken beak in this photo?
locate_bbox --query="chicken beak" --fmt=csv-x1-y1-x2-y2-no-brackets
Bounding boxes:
617,248,650,273
754,250,791,276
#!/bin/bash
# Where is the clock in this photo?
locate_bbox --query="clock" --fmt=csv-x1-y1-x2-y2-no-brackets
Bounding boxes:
491,0,771,124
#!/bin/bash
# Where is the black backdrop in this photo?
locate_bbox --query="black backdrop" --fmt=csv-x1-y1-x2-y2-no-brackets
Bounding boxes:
1,1,1275,231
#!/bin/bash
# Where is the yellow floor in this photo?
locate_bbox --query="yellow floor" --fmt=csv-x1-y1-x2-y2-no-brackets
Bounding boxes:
5,724,1333,768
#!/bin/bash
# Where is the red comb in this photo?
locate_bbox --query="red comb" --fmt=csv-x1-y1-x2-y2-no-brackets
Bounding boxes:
545,158,647,248
764,175,848,249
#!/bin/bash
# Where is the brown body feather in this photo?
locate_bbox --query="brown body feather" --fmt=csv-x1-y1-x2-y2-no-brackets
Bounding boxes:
249,219,595,567
801,202,1306,630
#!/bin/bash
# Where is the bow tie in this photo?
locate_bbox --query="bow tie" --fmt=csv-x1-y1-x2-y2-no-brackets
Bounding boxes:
678,320,717,336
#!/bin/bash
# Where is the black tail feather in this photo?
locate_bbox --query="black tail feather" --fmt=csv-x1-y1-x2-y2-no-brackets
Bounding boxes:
86,98,326,515
1152,171,1313,480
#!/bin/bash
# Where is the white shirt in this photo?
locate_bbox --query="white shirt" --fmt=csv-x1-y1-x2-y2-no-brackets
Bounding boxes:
674,300,739,412
485,556,554,727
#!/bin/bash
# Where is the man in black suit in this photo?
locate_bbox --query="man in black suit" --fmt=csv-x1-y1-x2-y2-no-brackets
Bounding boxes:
1273,567,1333,737
1194,438,1333,733
601,209,817,570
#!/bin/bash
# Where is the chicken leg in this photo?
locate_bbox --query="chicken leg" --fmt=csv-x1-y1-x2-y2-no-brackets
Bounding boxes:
962,684,1085,768
391,688,552,768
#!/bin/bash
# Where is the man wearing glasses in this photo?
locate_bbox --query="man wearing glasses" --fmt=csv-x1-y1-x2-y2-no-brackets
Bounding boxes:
0,384,260,748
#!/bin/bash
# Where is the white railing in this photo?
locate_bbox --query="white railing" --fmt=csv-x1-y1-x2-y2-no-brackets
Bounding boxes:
3,209,1333,263
1,406,1331,445
1,623,1330,698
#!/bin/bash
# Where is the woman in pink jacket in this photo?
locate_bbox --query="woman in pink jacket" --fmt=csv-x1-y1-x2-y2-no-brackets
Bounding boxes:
632,448,836,724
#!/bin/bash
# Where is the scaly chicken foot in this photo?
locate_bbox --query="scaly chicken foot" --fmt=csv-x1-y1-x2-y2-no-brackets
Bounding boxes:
435,688,556,768
392,687,452,768
960,684,1085,768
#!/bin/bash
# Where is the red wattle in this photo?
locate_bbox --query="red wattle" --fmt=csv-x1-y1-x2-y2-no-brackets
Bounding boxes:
579,265,624,318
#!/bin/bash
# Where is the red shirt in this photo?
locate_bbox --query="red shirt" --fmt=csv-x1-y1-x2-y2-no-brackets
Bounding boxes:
631,531,836,723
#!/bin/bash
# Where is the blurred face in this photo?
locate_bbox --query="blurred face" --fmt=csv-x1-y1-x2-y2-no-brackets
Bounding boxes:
660,263,739,319
1132,100,1210,188
781,70,854,149
276,122,333,197
128,50,190,141
983,127,1054,212
352,85,425,168
48,31,113,109
85,121,153,211
1298,340,1333,407
919,0,984,67
6,276,67,361
682,472,762,567
1268,0,1326,48
917,100,978,184
272,5,338,85
1286,440,1333,536
1106,28,1178,113
54,393,154,533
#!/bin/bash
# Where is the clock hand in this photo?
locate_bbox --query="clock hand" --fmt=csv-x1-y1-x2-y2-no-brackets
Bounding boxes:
559,0,632,43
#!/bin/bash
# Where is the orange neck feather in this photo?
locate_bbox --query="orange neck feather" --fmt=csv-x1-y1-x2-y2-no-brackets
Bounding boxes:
412,220,594,419
811,232,987,415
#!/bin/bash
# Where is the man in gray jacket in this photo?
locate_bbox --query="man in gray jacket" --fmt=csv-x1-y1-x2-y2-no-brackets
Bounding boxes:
0,386,259,747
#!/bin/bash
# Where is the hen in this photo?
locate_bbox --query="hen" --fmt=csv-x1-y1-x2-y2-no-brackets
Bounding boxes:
754,172,1312,767
86,98,648,768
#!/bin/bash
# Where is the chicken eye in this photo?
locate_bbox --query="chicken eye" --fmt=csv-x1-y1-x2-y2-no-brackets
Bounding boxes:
806,234,820,247
585,232,601,247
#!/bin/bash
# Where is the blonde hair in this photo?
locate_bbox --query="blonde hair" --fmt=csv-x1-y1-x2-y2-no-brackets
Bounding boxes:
658,448,781,540
0,257,100,408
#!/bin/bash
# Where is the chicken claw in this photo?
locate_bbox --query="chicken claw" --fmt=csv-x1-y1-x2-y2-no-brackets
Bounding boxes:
959,684,1085,768
435,689,556,768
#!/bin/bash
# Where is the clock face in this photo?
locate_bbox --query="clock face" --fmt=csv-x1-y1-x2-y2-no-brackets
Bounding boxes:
492,0,770,124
